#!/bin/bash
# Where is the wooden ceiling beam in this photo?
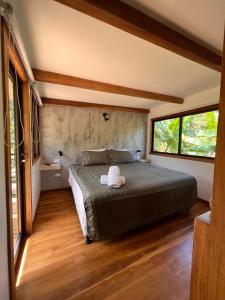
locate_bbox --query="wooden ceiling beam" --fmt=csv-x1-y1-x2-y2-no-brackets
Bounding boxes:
33,69,184,104
54,0,222,72
42,97,150,113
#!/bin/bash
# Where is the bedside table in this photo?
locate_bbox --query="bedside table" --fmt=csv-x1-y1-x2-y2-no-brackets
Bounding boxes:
40,163,62,190
137,159,151,163
40,163,61,171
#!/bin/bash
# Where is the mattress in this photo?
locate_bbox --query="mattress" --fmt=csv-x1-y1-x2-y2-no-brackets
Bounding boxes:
69,162,197,240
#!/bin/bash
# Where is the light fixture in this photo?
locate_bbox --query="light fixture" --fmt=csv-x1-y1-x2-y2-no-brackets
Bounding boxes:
102,112,111,121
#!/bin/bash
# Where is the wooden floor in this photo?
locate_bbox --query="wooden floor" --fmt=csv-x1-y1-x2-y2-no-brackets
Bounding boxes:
16,189,209,300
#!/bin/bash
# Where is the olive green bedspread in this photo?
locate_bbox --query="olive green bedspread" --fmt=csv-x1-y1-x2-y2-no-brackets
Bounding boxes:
69,162,197,240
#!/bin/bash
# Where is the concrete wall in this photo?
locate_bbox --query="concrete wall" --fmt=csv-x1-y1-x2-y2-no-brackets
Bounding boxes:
0,33,10,300
41,104,148,189
147,86,220,201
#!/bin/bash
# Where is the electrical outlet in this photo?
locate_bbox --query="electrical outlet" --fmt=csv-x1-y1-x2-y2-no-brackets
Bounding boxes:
53,158,60,164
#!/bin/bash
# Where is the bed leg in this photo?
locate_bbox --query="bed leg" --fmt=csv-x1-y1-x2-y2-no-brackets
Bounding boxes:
84,236,92,245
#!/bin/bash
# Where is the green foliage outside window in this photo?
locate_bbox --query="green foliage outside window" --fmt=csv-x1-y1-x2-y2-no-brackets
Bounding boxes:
181,111,218,157
153,118,179,153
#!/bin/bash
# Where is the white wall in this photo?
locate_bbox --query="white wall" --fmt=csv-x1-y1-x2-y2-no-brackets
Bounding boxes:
150,155,215,201
0,33,10,299
32,158,41,221
147,86,220,201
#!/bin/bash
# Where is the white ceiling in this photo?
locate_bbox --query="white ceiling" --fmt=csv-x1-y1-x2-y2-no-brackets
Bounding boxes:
13,0,224,109
122,0,225,54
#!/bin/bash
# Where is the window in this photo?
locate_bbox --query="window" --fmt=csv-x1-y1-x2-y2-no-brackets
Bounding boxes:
153,117,180,154
151,105,219,160
181,111,218,157
32,94,40,161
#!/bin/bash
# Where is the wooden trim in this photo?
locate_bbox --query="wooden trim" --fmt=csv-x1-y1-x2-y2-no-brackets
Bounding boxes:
22,83,32,235
151,104,219,122
42,97,150,114
189,29,225,300
177,116,183,155
8,43,28,82
2,19,28,81
33,69,184,104
31,89,41,163
190,214,211,299
150,152,215,164
150,104,219,162
54,0,222,72
1,17,33,298
1,17,16,300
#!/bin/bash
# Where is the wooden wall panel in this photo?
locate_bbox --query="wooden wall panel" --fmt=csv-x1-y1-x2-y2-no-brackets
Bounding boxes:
190,29,225,300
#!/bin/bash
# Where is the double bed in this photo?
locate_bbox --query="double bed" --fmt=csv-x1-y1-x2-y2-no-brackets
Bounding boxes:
69,162,197,242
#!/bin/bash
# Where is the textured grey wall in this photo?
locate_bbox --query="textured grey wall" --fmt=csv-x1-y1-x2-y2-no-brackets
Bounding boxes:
41,104,147,189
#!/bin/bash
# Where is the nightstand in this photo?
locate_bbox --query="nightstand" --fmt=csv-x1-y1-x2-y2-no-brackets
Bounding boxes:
40,163,62,190
137,159,151,163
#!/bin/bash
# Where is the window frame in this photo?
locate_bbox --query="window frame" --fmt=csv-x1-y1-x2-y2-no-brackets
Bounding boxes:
31,91,41,164
1,17,33,298
150,104,219,163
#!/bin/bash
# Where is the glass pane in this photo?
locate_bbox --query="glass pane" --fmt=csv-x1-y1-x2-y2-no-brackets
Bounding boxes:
153,117,180,154
8,76,20,255
181,111,219,157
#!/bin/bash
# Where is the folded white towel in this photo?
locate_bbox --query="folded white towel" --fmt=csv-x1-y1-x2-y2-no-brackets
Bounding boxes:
100,166,126,189
108,175,122,189
100,175,125,185
100,175,108,185
108,166,120,177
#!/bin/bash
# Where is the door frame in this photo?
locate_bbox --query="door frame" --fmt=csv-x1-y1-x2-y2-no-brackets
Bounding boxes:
1,17,32,299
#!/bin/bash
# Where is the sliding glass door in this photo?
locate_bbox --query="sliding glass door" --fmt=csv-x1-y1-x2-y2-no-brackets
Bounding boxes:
8,70,24,260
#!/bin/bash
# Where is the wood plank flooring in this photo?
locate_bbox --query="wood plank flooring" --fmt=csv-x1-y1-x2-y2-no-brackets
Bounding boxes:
16,189,209,300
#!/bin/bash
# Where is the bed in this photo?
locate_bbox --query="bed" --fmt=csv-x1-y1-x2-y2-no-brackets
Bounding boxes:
69,162,197,242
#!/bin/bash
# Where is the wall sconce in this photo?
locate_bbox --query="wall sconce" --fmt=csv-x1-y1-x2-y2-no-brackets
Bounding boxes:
102,112,111,121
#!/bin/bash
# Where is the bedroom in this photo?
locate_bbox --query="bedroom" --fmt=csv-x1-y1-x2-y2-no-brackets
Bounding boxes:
0,0,225,299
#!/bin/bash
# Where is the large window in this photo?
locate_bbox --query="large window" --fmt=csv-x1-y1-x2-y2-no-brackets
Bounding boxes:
151,105,219,160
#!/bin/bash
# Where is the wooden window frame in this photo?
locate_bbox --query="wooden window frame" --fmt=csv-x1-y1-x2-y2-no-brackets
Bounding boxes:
150,104,219,163
1,17,33,299
31,90,41,165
